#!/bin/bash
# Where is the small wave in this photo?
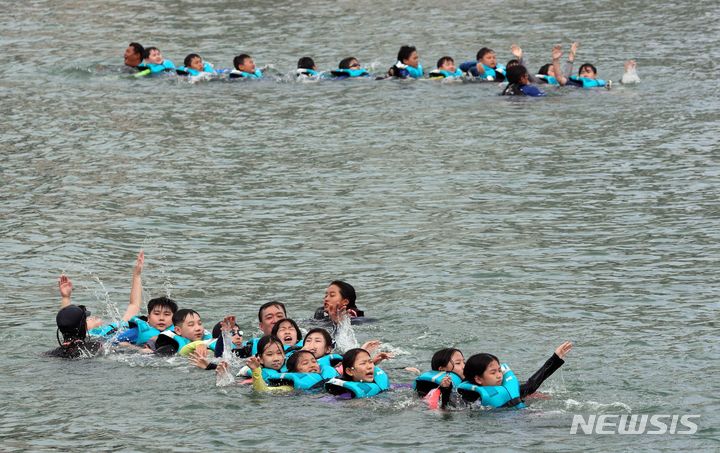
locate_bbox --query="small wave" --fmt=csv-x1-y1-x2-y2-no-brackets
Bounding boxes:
563,398,632,413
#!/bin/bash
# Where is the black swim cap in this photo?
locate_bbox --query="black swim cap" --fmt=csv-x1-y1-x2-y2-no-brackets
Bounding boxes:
56,305,88,341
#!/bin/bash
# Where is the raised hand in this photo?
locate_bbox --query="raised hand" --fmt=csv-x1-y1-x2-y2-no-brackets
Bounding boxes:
189,348,210,369
361,340,381,354
511,44,523,60
569,42,579,61
555,341,573,359
58,275,73,298
552,44,563,61
133,250,144,276
373,351,394,364
246,356,261,370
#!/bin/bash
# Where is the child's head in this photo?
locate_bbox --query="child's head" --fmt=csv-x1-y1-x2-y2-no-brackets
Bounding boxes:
271,318,301,346
211,320,243,346
233,54,255,72
172,309,204,341
397,45,419,68
430,348,465,379
578,63,597,79
506,64,530,85
184,53,203,71
324,280,358,315
297,56,316,70
257,301,286,335
342,348,374,382
255,335,285,370
463,353,502,386
56,304,89,343
287,350,320,373
476,47,496,67
436,56,455,72
144,47,163,65
339,57,360,70
302,328,333,358
538,63,556,77
124,42,144,67
146,296,177,331
506,59,520,69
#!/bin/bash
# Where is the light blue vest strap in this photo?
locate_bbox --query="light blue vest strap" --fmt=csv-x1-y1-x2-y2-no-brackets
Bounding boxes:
537,74,559,85
414,370,463,389
129,316,163,345
317,353,343,368
570,76,607,88
406,64,423,79
457,364,526,408
325,366,390,398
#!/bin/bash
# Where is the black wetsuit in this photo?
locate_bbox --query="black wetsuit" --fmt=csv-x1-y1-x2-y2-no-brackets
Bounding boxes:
46,340,103,359
313,307,365,320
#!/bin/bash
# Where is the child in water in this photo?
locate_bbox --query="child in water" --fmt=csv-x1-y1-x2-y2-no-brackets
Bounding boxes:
331,57,370,78
428,56,463,79
460,341,573,406
216,335,292,392
502,65,546,97
460,47,506,81
139,46,176,74
271,318,303,351
177,53,216,76
286,349,321,373
387,45,423,79
412,348,466,409
296,56,319,78
324,347,392,398
230,53,263,79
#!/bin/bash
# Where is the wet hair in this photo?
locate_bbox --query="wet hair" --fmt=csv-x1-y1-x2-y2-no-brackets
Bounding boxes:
537,63,551,76
339,57,358,69
233,53,251,70
143,46,159,59
303,327,334,350
147,296,178,315
286,349,316,372
271,318,302,343
463,353,500,383
397,45,417,64
129,42,145,58
506,59,521,69
172,308,199,327
256,335,285,357
341,348,371,380
330,280,358,310
506,64,529,85
430,348,463,371
476,47,494,61
579,63,597,75
56,305,89,344
436,56,454,68
184,53,200,67
257,301,286,322
297,56,315,69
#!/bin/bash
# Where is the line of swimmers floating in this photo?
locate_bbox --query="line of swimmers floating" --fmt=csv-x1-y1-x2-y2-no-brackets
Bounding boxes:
50,251,572,408
122,41,640,97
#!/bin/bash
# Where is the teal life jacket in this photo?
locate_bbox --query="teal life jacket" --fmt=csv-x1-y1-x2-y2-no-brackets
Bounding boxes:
88,321,128,338
569,75,607,88
481,63,506,81
414,370,463,397
263,365,339,390
317,353,343,368
138,60,176,74
154,329,212,355
325,366,390,398
537,74,559,85
128,316,167,345
229,68,263,79
176,62,215,76
457,364,526,408
296,68,319,77
330,68,370,78
429,69,463,78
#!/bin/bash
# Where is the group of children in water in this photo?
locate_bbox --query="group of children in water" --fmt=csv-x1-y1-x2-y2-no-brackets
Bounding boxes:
50,250,572,408
122,41,639,96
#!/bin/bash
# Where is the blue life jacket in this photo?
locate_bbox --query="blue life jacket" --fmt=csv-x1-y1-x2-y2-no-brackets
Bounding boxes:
325,366,390,398
330,68,370,78
229,68,263,79
460,61,506,81
569,76,607,88
88,321,127,338
414,370,463,396
128,316,167,345
263,365,339,390
317,353,343,368
155,329,212,355
391,62,423,79
296,68,319,78
428,68,463,79
88,316,166,346
176,62,215,76
138,60,176,74
457,364,526,408
536,74,559,85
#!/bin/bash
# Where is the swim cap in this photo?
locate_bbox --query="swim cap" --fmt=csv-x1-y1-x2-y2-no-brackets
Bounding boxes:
56,305,88,341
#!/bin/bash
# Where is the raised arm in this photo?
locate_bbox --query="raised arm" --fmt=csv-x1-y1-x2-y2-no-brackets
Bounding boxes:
122,250,144,321
512,44,539,84
519,341,573,398
58,275,73,308
563,42,578,79
551,45,569,86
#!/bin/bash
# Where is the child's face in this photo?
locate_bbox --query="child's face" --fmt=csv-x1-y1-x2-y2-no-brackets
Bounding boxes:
347,351,374,382
260,342,285,370
403,51,419,68
276,321,298,346
238,57,256,73
175,313,204,341
439,59,456,73
439,351,465,379
146,49,163,65
579,66,597,79
480,52,497,68
547,65,557,77
230,325,244,346
189,56,203,71
520,73,530,85
147,305,173,331
323,284,348,315
348,59,360,69
475,360,503,386
302,332,331,358
294,353,320,373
